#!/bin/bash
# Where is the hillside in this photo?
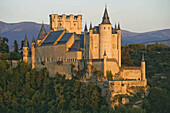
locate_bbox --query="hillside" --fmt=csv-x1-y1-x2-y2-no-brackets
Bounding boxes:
0,21,170,46
0,21,50,45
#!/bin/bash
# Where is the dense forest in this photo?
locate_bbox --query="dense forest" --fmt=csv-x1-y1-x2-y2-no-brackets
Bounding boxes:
0,37,170,113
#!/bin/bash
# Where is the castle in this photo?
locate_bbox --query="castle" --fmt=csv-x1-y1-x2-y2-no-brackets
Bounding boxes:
23,7,147,106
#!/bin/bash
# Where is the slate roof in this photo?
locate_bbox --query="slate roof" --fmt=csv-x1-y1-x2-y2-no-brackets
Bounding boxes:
41,30,64,45
37,24,47,40
69,40,81,51
101,7,111,24
93,26,99,34
57,33,73,44
80,34,84,48
23,35,29,47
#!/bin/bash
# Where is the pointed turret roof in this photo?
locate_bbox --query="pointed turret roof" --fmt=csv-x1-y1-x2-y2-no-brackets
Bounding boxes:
37,23,47,40
32,36,36,43
90,22,93,30
118,23,121,30
101,6,111,24
141,53,145,62
84,23,88,31
23,34,29,47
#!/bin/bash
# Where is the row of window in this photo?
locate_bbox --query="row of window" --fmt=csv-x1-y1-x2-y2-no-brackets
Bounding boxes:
37,57,77,63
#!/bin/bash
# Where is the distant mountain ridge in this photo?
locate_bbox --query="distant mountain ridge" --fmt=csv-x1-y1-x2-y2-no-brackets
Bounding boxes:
0,21,170,46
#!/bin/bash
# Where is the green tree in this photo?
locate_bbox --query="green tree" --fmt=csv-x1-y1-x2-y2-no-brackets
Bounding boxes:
13,40,19,53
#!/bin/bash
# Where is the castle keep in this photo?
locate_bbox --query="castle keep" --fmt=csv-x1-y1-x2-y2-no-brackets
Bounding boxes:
23,7,147,106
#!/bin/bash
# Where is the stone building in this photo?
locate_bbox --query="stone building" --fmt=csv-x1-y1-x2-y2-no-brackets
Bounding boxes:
23,7,147,98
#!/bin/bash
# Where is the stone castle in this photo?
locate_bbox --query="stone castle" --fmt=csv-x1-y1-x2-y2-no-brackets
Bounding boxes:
23,7,147,106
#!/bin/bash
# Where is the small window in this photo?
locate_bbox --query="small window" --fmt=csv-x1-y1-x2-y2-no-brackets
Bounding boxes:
104,27,105,29
108,27,110,29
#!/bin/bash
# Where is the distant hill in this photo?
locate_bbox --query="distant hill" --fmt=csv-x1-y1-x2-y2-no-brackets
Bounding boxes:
0,21,170,46
121,29,170,46
142,39,170,47
0,21,50,45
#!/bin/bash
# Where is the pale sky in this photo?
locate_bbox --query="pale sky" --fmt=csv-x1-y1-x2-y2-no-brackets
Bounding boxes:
0,0,170,33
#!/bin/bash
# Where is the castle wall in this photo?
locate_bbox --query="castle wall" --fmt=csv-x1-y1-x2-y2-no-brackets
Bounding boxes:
91,34,99,59
35,63,72,79
120,67,142,80
35,44,66,63
106,59,120,75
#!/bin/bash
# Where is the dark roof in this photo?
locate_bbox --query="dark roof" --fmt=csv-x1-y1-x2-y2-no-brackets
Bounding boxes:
93,26,99,34
23,35,29,47
118,23,121,30
41,30,64,45
37,24,47,40
57,33,73,44
90,22,93,30
101,7,111,24
80,34,84,48
32,36,36,43
84,23,88,31
69,40,81,51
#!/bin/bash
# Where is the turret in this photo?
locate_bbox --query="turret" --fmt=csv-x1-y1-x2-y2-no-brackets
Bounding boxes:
89,22,93,59
99,6,112,58
89,22,93,30
37,23,47,45
103,50,108,77
117,23,121,67
31,36,36,68
141,54,146,81
84,23,89,59
23,35,30,63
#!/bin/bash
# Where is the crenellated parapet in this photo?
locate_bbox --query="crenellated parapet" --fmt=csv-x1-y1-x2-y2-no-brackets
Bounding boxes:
49,14,82,34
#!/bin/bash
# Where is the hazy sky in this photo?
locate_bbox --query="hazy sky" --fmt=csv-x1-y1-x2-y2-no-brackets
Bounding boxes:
0,0,170,32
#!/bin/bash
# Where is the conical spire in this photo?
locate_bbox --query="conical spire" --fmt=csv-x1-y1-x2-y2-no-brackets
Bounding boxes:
84,23,88,31
101,6,111,24
142,53,145,62
32,36,36,43
118,22,121,30
37,23,47,40
90,22,93,30
115,23,117,30
113,23,117,34
23,34,29,47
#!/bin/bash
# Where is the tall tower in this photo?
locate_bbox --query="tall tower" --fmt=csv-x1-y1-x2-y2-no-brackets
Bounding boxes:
23,35,29,63
31,36,36,68
84,23,88,59
49,14,82,34
37,23,47,45
117,23,121,67
89,22,93,59
141,54,146,81
99,6,112,58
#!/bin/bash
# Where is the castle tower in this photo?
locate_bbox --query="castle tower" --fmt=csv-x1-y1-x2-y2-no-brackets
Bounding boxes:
99,6,112,58
37,23,47,45
141,54,146,81
89,22,93,59
31,36,36,68
49,14,82,34
117,23,121,67
23,35,29,63
103,50,108,77
84,23,88,59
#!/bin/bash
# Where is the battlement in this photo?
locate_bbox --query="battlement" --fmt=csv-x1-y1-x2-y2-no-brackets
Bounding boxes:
49,14,82,34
